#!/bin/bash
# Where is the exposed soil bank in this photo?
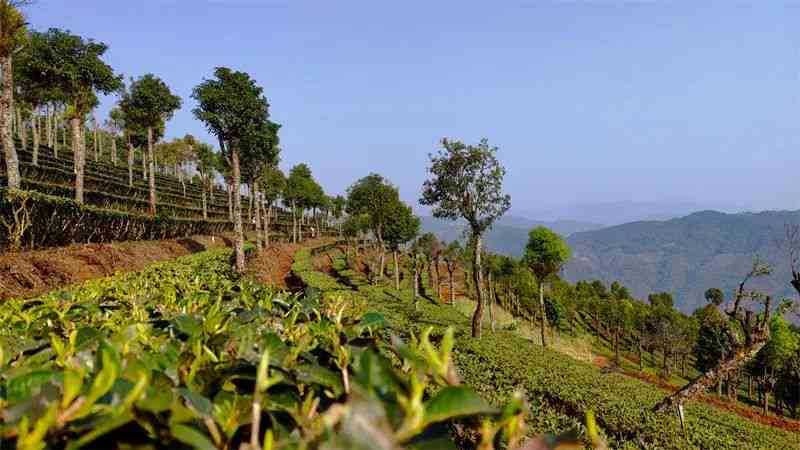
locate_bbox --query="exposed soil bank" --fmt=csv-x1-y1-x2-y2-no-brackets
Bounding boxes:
0,235,232,300
246,239,330,289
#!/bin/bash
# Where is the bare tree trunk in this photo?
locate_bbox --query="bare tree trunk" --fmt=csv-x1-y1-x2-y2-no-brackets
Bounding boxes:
488,271,495,331
16,107,24,149
393,249,400,290
46,105,52,148
227,184,233,221
19,110,26,152
448,267,455,305
201,184,208,219
1,56,20,189
111,134,117,166
653,340,768,413
263,203,270,247
52,110,59,158
93,120,98,162
127,142,134,187
471,234,485,338
141,147,147,180
254,182,262,254
539,280,547,348
231,147,245,272
413,257,420,299
71,117,85,204
147,127,157,215
292,201,297,243
31,113,39,165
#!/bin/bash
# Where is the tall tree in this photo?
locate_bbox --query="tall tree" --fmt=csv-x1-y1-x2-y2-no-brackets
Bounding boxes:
284,163,316,243
193,67,269,272
120,74,181,215
346,174,401,281
383,200,420,290
0,1,28,188
240,120,281,253
22,28,121,203
421,138,510,338
522,226,572,348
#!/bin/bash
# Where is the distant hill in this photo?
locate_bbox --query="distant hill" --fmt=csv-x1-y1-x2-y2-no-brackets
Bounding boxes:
419,216,603,257
564,210,800,313
517,200,712,226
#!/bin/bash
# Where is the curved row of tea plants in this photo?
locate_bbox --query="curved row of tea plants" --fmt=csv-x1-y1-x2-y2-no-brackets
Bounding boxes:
316,245,800,450
0,246,530,450
0,188,233,252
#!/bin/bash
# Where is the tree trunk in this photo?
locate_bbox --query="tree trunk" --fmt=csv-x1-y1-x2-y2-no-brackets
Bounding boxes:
127,142,134,187
539,280,547,348
292,201,297,243
448,267,455,305
52,110,58,158
488,271,495,331
393,249,400,290
32,113,39,165
231,147,245,272
45,105,50,148
141,147,147,180
147,127,157,215
653,340,769,413
71,117,84,204
1,56,20,190
201,186,208,219
253,182,262,254
17,108,24,150
262,203,270,247
93,122,99,162
471,234,485,339
413,258,420,299
111,135,117,166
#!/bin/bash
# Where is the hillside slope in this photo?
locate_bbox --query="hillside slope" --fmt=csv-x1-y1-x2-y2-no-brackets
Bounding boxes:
565,210,800,312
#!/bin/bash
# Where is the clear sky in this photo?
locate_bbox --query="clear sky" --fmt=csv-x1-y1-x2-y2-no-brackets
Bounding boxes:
26,1,800,217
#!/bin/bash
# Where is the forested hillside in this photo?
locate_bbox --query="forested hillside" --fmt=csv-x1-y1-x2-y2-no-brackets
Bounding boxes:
565,209,800,312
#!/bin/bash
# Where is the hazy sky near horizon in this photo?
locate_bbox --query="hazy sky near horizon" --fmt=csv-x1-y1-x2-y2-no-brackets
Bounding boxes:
26,1,800,216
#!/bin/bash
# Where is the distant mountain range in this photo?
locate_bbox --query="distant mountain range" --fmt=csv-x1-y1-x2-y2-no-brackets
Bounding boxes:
419,215,604,256
566,210,800,313
422,210,800,314
516,200,723,226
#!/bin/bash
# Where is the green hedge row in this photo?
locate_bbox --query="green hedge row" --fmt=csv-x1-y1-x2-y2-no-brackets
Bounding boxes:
0,189,233,252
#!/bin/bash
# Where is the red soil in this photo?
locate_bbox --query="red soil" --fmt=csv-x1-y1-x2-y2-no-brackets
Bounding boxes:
0,235,231,301
591,354,800,432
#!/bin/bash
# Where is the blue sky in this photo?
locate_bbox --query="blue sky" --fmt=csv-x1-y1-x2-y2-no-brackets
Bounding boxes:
26,1,800,217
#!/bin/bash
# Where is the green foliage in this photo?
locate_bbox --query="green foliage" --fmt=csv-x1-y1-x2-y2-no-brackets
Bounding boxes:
192,67,269,154
693,305,734,373
704,288,724,306
346,173,400,243
120,73,182,131
420,138,510,235
522,227,571,281
383,201,420,250
0,247,522,449
317,246,797,449
21,28,122,116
